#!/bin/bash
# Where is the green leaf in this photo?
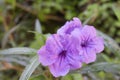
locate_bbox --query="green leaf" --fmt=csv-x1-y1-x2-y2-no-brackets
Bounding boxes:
5,0,16,8
101,54,111,62
61,74,73,80
30,33,46,49
65,10,73,20
71,62,120,75
0,47,37,55
112,4,120,21
19,55,40,80
71,74,83,80
30,75,46,80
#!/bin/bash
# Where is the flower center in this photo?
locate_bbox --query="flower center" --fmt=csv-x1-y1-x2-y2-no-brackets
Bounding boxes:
81,42,88,47
59,50,67,58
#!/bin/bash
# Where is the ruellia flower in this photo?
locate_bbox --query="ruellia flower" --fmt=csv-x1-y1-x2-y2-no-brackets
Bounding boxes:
57,17,82,35
37,34,82,77
57,17,104,64
71,25,104,64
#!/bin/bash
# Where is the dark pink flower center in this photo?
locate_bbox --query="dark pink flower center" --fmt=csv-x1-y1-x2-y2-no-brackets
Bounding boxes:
81,43,87,47
59,50,67,58
81,37,92,47
81,41,88,47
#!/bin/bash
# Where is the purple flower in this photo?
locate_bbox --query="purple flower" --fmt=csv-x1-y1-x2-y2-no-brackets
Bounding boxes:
57,17,104,64
37,34,82,77
57,17,82,35
37,17,104,77
71,25,104,64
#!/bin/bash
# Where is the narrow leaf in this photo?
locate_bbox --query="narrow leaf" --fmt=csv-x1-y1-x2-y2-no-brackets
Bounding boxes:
0,55,30,66
19,55,40,80
2,24,20,48
0,47,37,55
112,4,120,21
71,62,120,75
35,19,42,34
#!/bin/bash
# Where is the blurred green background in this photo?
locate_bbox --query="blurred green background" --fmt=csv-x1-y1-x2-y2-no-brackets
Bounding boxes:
0,0,120,80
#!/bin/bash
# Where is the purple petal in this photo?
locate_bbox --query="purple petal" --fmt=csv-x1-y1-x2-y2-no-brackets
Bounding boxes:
57,17,82,35
46,34,62,55
70,61,82,70
88,37,104,53
37,46,57,66
79,47,96,64
58,35,70,49
65,35,82,70
71,28,82,39
59,34,80,50
67,54,82,70
81,25,97,39
49,57,70,77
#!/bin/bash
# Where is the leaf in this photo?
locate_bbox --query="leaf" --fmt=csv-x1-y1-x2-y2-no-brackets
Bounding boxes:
71,74,83,80
0,55,30,66
30,33,46,49
1,24,20,48
70,62,120,75
35,19,42,34
61,74,73,80
112,4,120,21
87,73,100,80
0,47,37,55
29,19,46,49
5,0,16,8
101,54,111,62
19,55,40,80
29,75,46,80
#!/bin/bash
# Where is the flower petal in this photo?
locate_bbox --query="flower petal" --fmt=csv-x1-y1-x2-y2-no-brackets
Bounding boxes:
37,46,57,66
81,25,97,39
88,37,104,53
65,35,82,70
67,54,82,70
49,57,70,77
70,61,82,70
57,17,82,35
59,34,80,50
71,28,81,38
46,34,62,55
79,47,96,64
